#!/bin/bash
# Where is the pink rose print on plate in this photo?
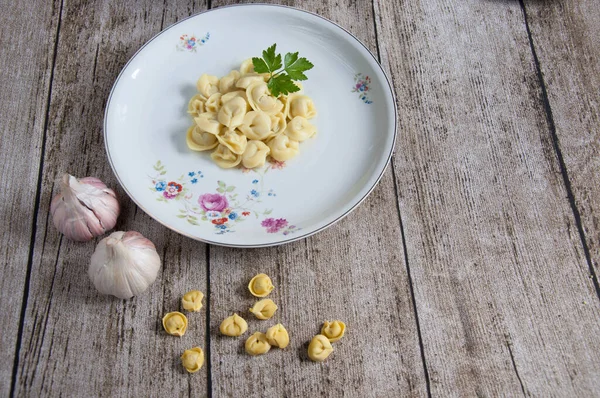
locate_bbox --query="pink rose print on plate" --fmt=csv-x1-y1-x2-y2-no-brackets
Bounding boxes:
261,218,289,233
149,160,301,235
198,193,229,212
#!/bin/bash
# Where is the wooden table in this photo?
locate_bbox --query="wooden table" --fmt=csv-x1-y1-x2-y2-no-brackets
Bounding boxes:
2,0,599,396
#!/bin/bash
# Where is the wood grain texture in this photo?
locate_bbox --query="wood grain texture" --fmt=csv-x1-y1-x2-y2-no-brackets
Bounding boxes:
13,1,210,397
523,0,600,282
207,1,427,397
375,0,600,396
0,0,60,395
2,0,600,396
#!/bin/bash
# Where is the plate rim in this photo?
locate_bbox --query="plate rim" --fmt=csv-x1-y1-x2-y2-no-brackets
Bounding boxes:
103,3,398,248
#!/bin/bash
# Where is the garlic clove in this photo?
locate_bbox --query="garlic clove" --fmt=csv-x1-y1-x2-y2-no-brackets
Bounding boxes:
50,174,120,241
89,231,161,299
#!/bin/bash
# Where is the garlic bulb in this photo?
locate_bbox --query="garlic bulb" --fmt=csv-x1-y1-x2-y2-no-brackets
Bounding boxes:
50,173,120,241
89,231,161,299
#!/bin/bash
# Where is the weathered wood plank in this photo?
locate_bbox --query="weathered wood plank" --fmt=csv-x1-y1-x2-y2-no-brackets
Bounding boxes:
523,0,600,287
375,0,600,396
0,0,60,395
208,1,427,397
13,1,210,397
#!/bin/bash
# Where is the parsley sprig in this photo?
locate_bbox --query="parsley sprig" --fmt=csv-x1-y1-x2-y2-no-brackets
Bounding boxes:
252,44,314,97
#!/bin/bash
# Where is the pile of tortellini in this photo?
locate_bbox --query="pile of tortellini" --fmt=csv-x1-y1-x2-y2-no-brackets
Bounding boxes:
186,59,317,169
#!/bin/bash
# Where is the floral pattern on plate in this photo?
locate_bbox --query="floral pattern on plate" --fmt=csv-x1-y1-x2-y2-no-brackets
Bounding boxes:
352,73,373,104
148,161,300,235
261,218,299,235
176,33,210,52
150,161,190,201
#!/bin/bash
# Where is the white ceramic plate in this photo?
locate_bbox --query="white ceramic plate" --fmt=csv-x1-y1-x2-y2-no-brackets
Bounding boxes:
104,4,396,247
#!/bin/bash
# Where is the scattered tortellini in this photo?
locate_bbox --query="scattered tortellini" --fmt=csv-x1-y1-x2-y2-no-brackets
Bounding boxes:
266,323,290,349
321,320,346,342
162,311,188,337
308,320,346,361
220,313,248,337
182,290,204,312
181,347,205,373
248,273,274,297
308,334,334,362
186,60,317,169
249,299,278,320
245,332,272,356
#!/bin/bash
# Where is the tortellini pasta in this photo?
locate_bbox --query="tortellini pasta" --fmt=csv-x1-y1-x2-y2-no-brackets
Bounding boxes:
267,134,300,162
196,74,219,99
321,320,346,342
285,116,316,142
181,347,204,373
287,94,317,119
217,97,248,129
219,70,241,94
211,144,242,168
239,59,270,80
245,332,271,356
205,93,222,113
194,112,220,135
220,313,248,336
247,82,284,115
187,94,205,116
249,298,278,320
238,111,272,140
266,324,290,349
181,290,204,312
239,58,256,75
248,273,274,297
242,140,270,169
270,112,287,136
221,90,247,105
216,128,247,155
308,334,333,362
236,73,266,89
162,312,188,337
186,60,317,169
186,126,219,151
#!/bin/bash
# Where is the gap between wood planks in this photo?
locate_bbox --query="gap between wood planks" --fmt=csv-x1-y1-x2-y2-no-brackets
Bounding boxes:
9,0,65,397
9,1,598,396
205,5,213,398
205,245,212,397
370,1,433,397
519,0,600,302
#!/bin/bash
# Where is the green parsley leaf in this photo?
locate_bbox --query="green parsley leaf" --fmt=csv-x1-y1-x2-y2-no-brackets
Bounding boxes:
262,44,282,72
252,44,313,96
284,52,299,69
267,74,300,97
252,57,269,74
284,56,313,81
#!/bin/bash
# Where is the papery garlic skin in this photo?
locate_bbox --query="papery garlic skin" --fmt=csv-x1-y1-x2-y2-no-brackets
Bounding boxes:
50,174,120,241
89,231,161,299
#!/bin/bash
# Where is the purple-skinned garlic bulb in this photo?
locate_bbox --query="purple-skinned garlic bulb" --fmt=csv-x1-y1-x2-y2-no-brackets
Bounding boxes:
89,231,161,299
50,173,120,241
